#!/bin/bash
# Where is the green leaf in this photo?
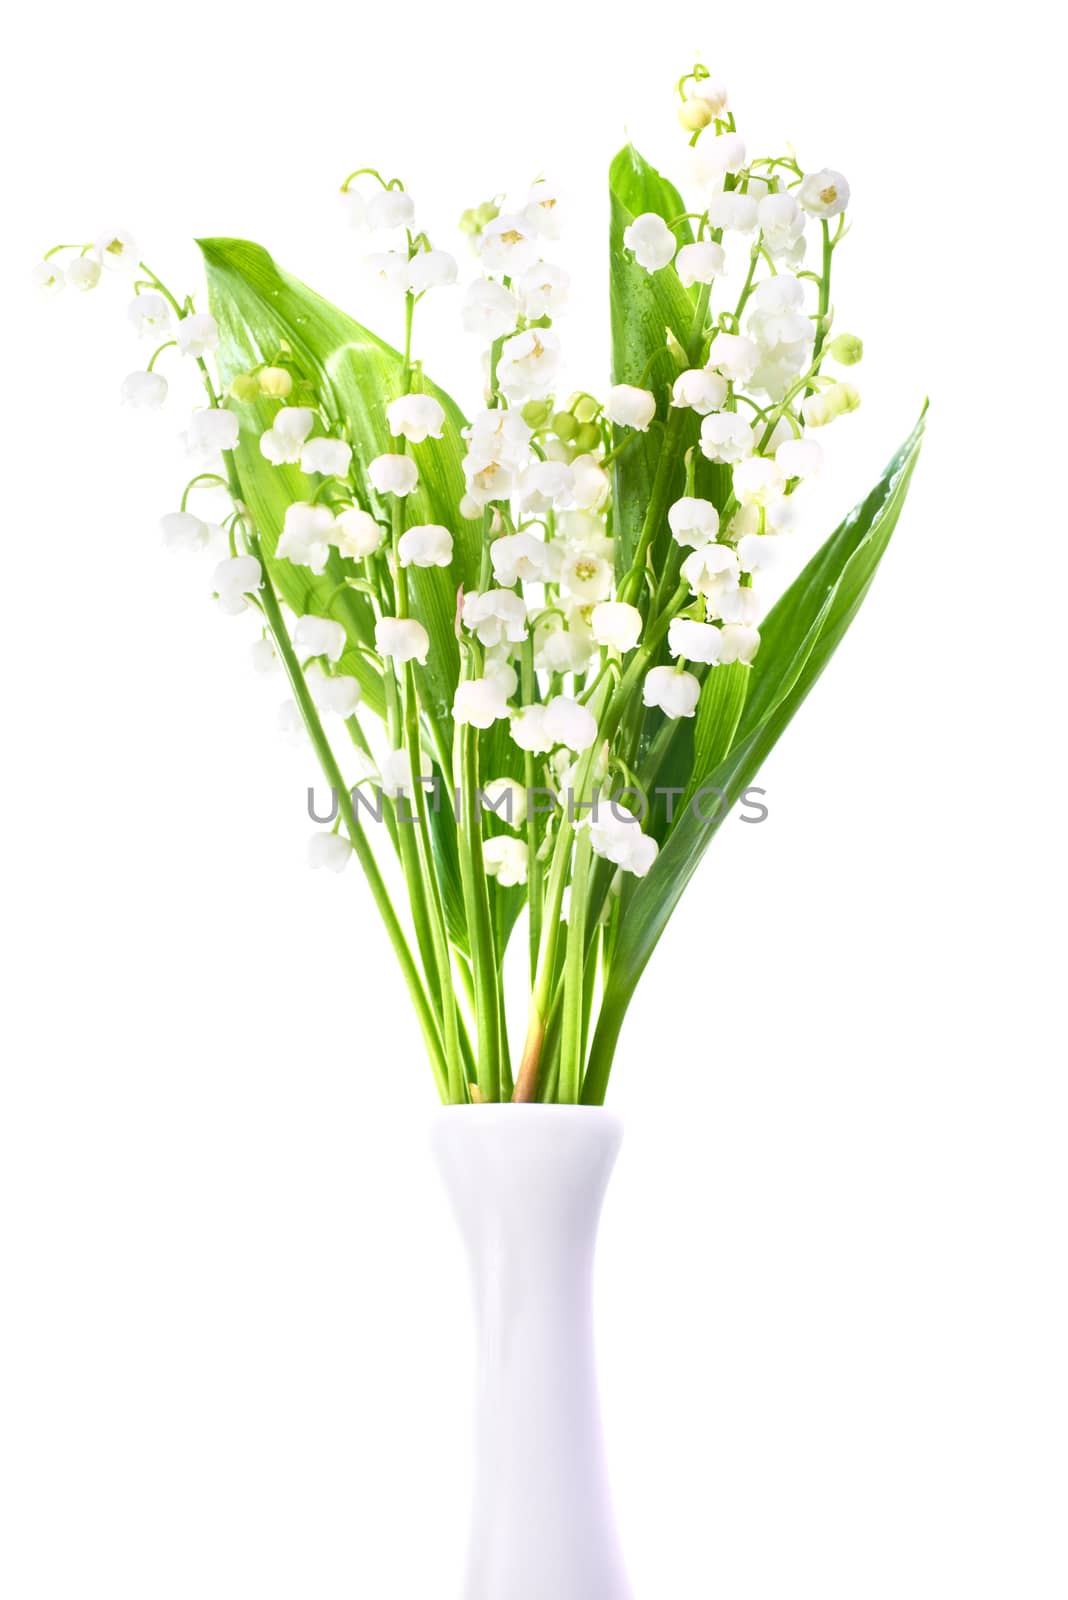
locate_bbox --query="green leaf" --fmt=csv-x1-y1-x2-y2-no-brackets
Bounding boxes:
608,145,697,578
197,237,480,729
583,407,927,1103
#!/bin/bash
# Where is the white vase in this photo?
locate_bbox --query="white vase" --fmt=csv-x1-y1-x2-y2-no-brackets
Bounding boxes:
432,1103,633,1600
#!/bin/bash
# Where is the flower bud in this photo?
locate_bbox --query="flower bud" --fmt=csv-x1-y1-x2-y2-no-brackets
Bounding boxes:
678,100,713,132
259,365,293,398
552,410,578,442
802,383,862,428
521,398,554,429
229,372,260,403
574,422,601,453
573,395,600,425
827,333,864,366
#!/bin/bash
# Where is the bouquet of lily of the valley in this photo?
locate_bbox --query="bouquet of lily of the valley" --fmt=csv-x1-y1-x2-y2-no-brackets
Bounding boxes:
36,64,924,1108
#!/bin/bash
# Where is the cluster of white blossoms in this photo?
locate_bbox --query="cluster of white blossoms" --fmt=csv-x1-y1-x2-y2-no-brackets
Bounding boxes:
35,67,862,903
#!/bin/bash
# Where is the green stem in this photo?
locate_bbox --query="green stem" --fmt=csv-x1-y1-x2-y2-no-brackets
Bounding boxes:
559,826,592,1102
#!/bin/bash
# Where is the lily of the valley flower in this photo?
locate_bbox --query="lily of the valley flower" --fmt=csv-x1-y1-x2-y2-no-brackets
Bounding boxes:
776,436,824,478
705,190,759,233
490,529,556,586
454,675,512,729
369,454,419,496
681,541,740,600
517,261,570,319
407,249,458,293
668,617,725,664
175,312,219,357
798,168,850,218
671,368,728,415
277,502,336,574
461,279,520,340
160,511,211,553
375,616,429,663
719,623,761,663
668,495,720,547
586,806,658,877
482,776,528,828
301,436,353,478
97,229,139,271
675,239,726,287
510,694,597,754
605,384,656,431
122,370,167,409
333,506,384,558
308,831,352,873
188,407,239,455
622,212,676,272
479,213,541,275
398,523,453,567
483,835,529,887
803,382,861,427
693,130,747,183
67,257,101,291
732,455,786,506
32,260,65,294
307,662,362,718
387,393,445,443
642,665,700,719
260,406,316,465
366,187,415,231
380,746,434,799
590,600,643,652
214,555,262,616
700,410,757,463
496,327,561,402
295,614,347,663
462,589,528,647
706,331,760,384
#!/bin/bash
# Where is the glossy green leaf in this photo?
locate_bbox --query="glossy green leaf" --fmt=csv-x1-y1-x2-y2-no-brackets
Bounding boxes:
197,237,479,728
583,407,927,1102
608,145,697,577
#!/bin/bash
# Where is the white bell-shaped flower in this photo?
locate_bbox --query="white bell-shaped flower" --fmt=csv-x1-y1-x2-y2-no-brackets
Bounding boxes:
643,665,700,719
214,556,262,616
361,252,409,294
175,312,219,357
122,370,167,409
380,745,433,800
188,407,239,455
736,532,781,575
622,212,676,272
308,831,352,873
398,523,453,568
462,589,528,647
407,249,458,293
483,835,529,887
368,454,419,496
128,293,171,338
375,616,430,664
706,332,759,384
333,507,384,559
675,240,726,287
802,383,861,428
250,636,278,673
590,601,643,653
277,502,336,574
719,623,760,663
496,328,561,402
366,187,415,231
97,229,139,271
461,279,521,340
307,662,362,718
517,261,570,319
776,437,823,479
668,496,720,548
715,584,761,626
681,541,740,600
479,214,540,275
524,180,563,238
705,191,759,233
32,259,65,294
668,618,724,664
733,455,787,506
482,776,528,829
569,454,610,512
692,131,746,185
605,384,656,431
700,411,757,463
68,257,102,291
798,169,850,218
491,529,556,586
301,437,353,478
545,694,597,752
587,805,658,877
278,700,306,741
517,459,575,514
295,614,347,663
671,368,728,415
260,406,315,465
559,545,613,604
758,192,805,259
454,675,512,729
160,511,210,553
387,393,445,444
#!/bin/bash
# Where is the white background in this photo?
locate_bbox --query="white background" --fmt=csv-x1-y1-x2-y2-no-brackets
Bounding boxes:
1,4,1065,1597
